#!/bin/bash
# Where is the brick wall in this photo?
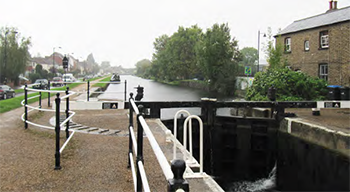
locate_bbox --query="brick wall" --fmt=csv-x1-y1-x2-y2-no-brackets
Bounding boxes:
276,21,350,86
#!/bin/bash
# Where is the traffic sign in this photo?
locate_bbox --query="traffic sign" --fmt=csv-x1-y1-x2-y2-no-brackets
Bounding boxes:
245,66,251,75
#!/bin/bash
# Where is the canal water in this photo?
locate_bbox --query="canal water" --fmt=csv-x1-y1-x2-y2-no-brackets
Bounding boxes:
98,75,237,119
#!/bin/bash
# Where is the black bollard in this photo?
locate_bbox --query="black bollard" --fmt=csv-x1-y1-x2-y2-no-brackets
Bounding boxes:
87,80,90,102
48,80,51,107
168,159,189,192
65,87,70,139
24,84,28,129
268,86,276,101
54,93,61,170
135,85,144,101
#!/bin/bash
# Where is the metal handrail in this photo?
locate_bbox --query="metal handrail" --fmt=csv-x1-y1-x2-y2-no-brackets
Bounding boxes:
183,115,204,174
173,110,191,160
128,95,189,192
138,115,174,180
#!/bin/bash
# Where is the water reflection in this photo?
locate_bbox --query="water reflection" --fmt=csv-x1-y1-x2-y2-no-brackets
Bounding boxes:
98,75,236,101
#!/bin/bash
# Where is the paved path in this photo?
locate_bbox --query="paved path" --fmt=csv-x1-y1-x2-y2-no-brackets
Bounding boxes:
0,81,168,191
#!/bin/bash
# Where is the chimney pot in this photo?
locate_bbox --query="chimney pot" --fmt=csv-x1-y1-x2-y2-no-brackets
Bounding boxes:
334,1,338,9
329,0,333,10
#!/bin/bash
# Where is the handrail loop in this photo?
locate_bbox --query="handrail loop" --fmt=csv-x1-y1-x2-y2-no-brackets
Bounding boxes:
21,85,76,170
183,115,204,174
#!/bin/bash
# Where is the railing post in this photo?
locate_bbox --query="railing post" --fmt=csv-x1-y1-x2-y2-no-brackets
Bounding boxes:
54,93,61,170
136,105,144,192
39,91,42,109
48,80,51,107
87,80,90,101
65,87,70,139
168,159,189,192
24,84,28,129
124,80,127,101
128,93,134,168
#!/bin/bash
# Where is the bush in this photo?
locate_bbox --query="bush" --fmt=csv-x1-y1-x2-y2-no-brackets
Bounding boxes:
245,68,328,101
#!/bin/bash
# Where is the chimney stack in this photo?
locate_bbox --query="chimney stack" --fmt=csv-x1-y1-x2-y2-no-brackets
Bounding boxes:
333,1,338,9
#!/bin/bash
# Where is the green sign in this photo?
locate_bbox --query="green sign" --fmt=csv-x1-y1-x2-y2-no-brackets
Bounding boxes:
245,66,251,75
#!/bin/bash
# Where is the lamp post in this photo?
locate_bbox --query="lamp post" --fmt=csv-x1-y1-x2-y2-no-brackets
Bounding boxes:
257,30,266,73
3,30,17,84
53,47,61,75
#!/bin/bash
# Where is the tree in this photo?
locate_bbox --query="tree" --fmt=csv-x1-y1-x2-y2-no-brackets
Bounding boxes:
166,25,202,80
196,23,241,94
135,59,152,78
150,34,170,80
265,27,287,70
238,47,258,76
0,27,31,85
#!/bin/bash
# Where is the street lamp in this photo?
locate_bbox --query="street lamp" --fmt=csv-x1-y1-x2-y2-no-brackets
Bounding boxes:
3,30,17,84
53,46,61,75
257,30,266,73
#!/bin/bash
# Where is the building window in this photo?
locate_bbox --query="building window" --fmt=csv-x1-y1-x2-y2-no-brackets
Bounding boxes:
320,31,329,48
304,40,310,51
285,37,291,52
319,64,328,81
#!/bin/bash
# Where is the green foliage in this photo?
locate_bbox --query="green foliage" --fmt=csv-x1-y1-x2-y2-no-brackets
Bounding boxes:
92,76,112,88
196,23,241,94
245,68,328,101
0,27,31,85
265,27,287,70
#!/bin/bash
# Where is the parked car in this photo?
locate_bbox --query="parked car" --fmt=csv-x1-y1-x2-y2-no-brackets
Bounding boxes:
0,85,16,100
52,77,63,87
62,73,76,82
33,79,49,89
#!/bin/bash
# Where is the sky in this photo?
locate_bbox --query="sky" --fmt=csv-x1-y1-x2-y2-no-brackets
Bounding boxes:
1,0,350,68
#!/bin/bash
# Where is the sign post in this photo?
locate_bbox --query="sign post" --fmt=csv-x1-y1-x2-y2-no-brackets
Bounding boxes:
245,66,252,87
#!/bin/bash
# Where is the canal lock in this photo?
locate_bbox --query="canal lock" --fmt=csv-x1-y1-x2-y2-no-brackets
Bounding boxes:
161,107,349,191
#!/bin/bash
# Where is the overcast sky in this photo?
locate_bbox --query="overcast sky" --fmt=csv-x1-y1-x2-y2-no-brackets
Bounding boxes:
1,0,349,68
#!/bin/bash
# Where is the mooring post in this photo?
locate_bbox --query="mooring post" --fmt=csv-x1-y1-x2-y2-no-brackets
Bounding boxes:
54,93,61,170
167,159,189,192
39,91,42,109
136,105,144,192
268,86,276,118
128,93,134,168
65,87,70,139
24,84,28,129
48,80,51,107
87,80,90,102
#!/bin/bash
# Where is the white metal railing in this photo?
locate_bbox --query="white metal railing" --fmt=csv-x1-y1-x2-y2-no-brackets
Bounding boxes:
128,97,189,192
21,85,77,169
173,110,191,160
183,115,204,174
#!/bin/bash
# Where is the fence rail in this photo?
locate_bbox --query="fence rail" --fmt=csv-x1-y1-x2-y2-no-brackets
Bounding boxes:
21,84,76,170
127,93,189,192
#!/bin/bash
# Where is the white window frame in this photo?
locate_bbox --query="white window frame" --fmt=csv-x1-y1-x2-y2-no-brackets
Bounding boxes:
320,31,329,48
319,64,328,81
304,40,310,51
285,37,291,52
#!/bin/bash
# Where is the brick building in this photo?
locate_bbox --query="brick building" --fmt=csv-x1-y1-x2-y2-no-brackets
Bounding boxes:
275,1,350,86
